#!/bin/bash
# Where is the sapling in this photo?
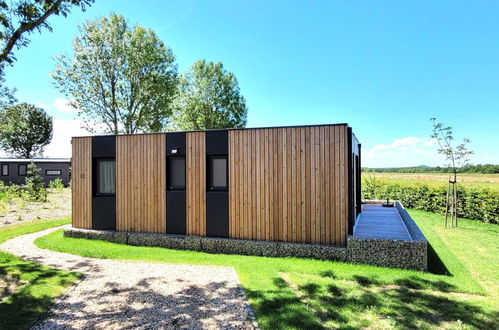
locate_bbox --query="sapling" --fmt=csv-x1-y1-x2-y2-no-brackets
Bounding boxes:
430,118,473,227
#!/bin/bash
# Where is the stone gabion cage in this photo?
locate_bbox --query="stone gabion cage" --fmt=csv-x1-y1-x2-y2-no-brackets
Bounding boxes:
65,201,427,271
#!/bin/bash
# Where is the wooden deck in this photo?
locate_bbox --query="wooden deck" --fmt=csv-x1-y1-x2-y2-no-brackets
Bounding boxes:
353,204,411,240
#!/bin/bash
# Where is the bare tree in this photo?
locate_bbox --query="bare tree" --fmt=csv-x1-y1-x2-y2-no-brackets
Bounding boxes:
431,118,473,227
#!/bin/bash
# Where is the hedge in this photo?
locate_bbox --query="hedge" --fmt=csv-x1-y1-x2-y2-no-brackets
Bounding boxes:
361,177,499,224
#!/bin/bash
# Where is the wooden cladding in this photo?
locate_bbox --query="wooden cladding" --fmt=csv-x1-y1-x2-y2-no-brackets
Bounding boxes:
228,125,349,245
72,124,354,246
72,137,92,229
186,132,206,236
116,135,166,233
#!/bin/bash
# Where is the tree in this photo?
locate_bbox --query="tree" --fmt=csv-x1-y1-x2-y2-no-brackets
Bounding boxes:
52,14,178,134
25,162,46,201
0,71,15,108
0,0,94,73
171,59,247,130
0,103,53,158
430,118,473,227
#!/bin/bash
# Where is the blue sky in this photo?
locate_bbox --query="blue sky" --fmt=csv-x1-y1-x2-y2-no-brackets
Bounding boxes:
3,0,499,166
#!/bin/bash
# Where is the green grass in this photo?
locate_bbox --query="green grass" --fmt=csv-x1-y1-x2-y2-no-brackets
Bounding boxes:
0,218,80,330
411,210,499,314
35,211,498,329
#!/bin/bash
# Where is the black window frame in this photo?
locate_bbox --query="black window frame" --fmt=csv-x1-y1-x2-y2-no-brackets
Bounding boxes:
207,155,228,192
1,164,8,176
167,155,186,191
93,158,116,197
18,164,27,176
45,169,62,176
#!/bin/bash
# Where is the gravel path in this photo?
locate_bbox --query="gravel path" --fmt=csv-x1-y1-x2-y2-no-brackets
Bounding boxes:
0,226,256,329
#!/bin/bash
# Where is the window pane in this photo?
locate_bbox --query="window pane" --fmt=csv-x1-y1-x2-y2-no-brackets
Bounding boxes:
1,164,7,176
19,165,26,176
46,170,62,176
212,158,227,188
98,160,115,194
169,157,185,189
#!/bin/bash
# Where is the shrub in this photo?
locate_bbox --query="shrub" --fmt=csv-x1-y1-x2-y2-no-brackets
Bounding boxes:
362,176,499,224
25,162,47,202
48,178,64,191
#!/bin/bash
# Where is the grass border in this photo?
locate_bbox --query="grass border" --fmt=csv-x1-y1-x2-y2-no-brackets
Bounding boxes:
0,218,81,330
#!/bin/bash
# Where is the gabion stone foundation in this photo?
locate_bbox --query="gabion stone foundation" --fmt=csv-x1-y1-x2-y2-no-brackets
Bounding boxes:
64,201,427,270
346,237,427,270
64,228,348,261
347,201,428,271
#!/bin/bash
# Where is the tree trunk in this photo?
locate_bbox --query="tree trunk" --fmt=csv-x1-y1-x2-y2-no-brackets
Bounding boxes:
445,178,450,227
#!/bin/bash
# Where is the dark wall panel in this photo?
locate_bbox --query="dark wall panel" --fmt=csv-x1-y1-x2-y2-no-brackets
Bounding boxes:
92,136,116,230
92,197,116,229
92,136,116,158
206,130,228,155
166,132,186,156
166,132,187,234
166,192,186,234
206,192,229,237
205,130,229,237
348,127,354,235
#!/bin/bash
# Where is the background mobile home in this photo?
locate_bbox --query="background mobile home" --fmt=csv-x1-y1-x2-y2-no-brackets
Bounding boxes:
0,158,71,186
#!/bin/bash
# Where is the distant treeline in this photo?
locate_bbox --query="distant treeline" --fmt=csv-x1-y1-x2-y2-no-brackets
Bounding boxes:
362,164,499,174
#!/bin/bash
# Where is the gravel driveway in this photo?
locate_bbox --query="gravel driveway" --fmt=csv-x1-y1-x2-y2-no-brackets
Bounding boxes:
0,226,256,329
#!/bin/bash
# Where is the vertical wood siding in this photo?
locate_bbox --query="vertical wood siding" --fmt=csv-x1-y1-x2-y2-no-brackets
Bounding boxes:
229,125,349,245
116,134,166,233
186,132,206,236
72,137,92,229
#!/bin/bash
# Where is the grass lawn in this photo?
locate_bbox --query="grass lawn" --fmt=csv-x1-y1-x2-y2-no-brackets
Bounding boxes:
35,211,498,329
0,218,80,330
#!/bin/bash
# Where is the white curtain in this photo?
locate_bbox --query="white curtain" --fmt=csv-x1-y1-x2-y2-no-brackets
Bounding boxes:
99,160,115,194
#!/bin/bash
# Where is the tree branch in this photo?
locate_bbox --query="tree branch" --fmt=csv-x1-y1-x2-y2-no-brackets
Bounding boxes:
0,0,64,66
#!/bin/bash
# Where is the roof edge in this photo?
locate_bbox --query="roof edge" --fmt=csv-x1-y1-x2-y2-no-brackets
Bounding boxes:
72,122,351,139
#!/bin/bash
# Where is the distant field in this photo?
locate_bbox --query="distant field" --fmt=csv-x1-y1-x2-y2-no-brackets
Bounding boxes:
362,172,499,190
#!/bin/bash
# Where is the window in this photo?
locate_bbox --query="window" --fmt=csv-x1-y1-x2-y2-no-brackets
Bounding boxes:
46,169,62,176
18,164,27,176
1,164,8,176
95,159,115,195
168,156,185,190
208,156,227,191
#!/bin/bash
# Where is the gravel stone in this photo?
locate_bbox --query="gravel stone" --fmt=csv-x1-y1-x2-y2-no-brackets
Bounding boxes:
0,226,257,329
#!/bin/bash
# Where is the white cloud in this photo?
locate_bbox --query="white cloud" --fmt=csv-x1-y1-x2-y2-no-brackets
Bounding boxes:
35,102,51,111
44,119,92,158
53,98,76,113
363,137,444,168
35,98,76,114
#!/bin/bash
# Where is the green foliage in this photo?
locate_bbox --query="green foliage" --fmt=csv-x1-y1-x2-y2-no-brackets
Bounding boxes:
430,117,473,175
0,71,16,108
48,178,64,191
0,103,53,158
52,14,178,134
0,178,30,215
0,0,94,72
363,164,499,174
171,59,247,130
25,162,46,201
362,176,499,223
